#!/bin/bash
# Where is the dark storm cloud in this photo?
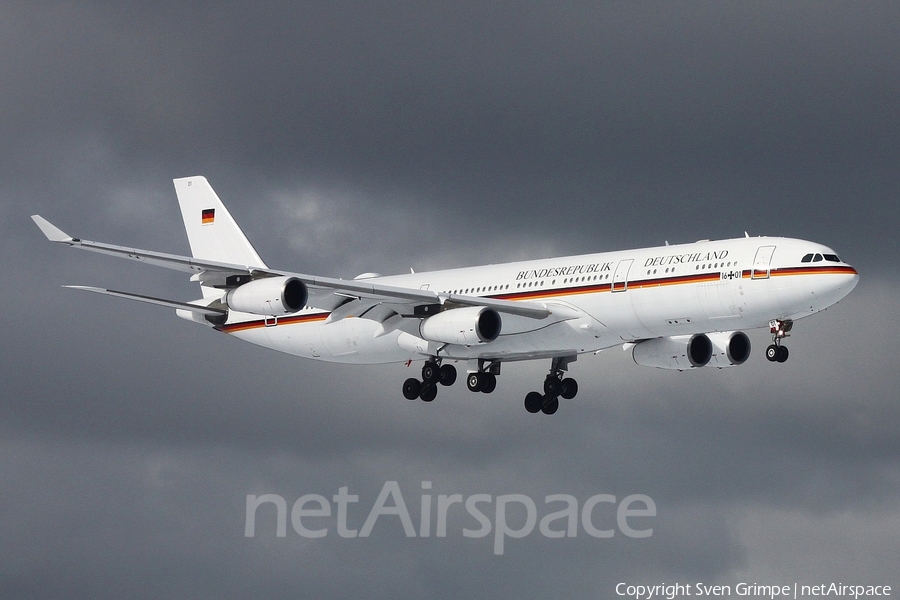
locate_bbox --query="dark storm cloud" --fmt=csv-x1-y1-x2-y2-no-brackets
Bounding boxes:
2,2,900,599
5,2,898,260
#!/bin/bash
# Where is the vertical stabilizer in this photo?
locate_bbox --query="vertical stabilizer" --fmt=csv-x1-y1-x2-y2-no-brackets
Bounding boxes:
173,176,267,268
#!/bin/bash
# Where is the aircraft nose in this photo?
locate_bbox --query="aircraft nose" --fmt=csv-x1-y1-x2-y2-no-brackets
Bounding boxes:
828,265,859,301
848,266,860,292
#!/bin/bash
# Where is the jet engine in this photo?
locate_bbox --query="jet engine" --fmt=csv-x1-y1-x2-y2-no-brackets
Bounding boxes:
419,306,501,345
224,276,308,316
707,331,751,367
632,334,713,370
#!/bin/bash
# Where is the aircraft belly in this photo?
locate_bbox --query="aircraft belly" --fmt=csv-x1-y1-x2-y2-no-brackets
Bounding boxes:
742,277,789,322
437,316,611,361
627,284,702,337
587,289,654,340
226,317,410,365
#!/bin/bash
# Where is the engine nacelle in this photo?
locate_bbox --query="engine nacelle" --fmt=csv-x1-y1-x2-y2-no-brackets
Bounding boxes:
707,331,751,367
632,334,713,370
224,276,308,316
419,306,501,345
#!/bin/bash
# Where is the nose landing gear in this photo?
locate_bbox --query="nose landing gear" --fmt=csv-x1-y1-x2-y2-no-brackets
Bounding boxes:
766,319,793,363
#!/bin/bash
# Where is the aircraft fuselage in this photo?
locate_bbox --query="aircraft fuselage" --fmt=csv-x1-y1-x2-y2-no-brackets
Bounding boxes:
216,236,858,365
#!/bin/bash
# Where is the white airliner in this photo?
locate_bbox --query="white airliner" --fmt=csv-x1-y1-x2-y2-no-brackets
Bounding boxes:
33,176,858,414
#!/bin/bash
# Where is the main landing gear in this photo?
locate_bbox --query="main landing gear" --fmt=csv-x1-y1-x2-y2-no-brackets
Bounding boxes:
765,319,793,363
524,356,578,416
401,356,577,416
403,358,498,403
402,359,457,402
464,359,500,394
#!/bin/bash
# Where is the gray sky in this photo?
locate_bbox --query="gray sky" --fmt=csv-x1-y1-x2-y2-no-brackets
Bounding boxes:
2,2,899,598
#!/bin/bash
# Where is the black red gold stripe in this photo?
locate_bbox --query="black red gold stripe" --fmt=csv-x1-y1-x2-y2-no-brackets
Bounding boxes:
218,311,328,333
217,264,856,333
769,265,858,277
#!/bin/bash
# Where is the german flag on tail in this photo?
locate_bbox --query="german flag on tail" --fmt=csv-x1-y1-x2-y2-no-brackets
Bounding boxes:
201,208,215,224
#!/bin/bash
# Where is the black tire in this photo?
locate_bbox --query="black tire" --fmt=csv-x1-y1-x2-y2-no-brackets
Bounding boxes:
776,345,789,363
439,364,457,387
560,378,578,400
541,397,559,415
422,363,440,384
543,376,562,396
524,391,542,413
766,344,779,362
402,378,421,400
466,372,483,392
480,373,497,394
420,384,437,402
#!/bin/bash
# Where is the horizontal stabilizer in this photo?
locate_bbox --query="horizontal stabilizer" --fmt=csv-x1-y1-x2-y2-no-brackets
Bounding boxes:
64,286,226,317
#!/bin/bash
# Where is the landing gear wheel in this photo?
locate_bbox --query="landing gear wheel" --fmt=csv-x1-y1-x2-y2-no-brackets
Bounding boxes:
402,378,421,400
419,384,437,402
524,391,543,413
560,378,578,400
766,344,779,362
439,364,457,386
541,396,559,415
466,372,483,392
422,362,440,384
543,376,562,397
480,373,497,394
776,345,789,363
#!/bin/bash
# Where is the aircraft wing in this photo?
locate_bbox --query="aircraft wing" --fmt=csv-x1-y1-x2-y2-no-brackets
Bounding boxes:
64,286,228,317
31,216,551,320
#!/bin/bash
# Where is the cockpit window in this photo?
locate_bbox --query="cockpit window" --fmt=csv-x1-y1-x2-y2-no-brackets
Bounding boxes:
803,252,841,264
